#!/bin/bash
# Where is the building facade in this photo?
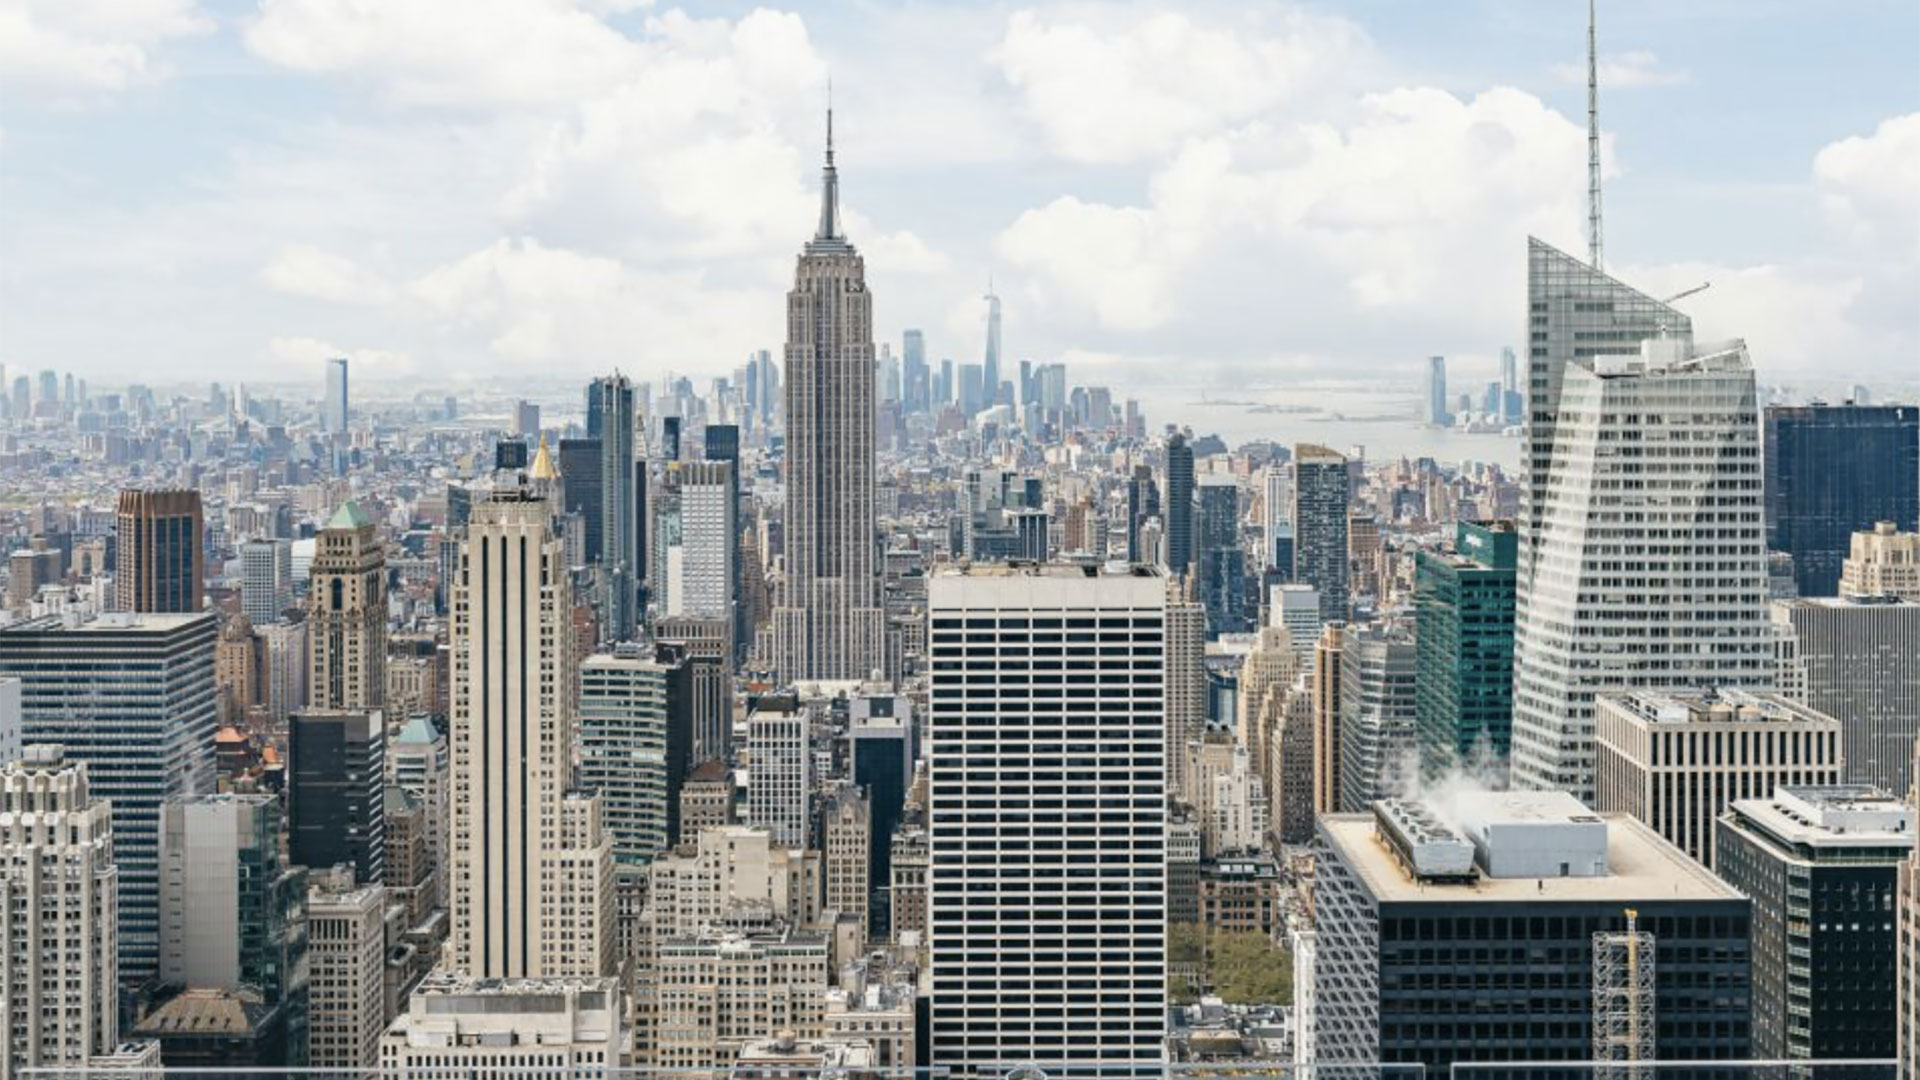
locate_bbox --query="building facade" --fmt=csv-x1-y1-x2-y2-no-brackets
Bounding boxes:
1764,403,1919,597
306,500,387,711
1293,445,1350,624
114,488,204,614
1413,521,1517,783
1775,595,1920,796
288,708,387,884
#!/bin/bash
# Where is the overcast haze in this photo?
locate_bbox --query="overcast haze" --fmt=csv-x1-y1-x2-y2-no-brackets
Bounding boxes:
1,0,1915,394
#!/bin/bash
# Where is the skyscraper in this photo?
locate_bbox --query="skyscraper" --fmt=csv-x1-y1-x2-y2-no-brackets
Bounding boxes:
323,357,348,434
592,374,641,641
448,491,613,977
1764,403,1920,596
559,437,604,565
1512,335,1771,803
1774,595,1920,795
746,696,810,848
114,488,205,614
1413,521,1518,782
577,649,683,866
0,611,217,986
1165,431,1195,574
0,748,119,1077
1425,355,1449,425
927,564,1166,1066
982,285,1002,405
1194,476,1250,635
1126,464,1160,563
772,112,884,683
288,709,386,883
1292,445,1350,624
304,869,387,1072
239,538,293,626
307,500,386,712
902,329,928,415
1337,623,1417,811
651,461,736,622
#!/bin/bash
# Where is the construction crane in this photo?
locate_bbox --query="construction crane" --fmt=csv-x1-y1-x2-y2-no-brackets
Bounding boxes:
1662,282,1712,305
1594,907,1655,1080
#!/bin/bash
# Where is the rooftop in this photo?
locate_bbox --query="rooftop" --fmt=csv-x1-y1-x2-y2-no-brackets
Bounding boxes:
1729,785,1916,849
1320,810,1742,905
1600,688,1838,727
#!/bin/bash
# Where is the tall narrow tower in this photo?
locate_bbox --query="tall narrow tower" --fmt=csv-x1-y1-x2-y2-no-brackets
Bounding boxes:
983,283,1003,406
772,110,883,682
1587,0,1605,270
307,500,386,711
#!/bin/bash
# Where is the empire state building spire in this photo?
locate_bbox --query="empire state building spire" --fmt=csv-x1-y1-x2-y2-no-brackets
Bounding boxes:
814,105,844,246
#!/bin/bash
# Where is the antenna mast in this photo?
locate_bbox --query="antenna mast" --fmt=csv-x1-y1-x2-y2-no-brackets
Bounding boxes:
1587,0,1604,270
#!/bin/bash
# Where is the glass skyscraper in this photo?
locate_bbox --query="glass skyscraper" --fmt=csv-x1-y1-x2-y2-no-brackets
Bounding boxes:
1413,521,1517,784
1764,402,1920,596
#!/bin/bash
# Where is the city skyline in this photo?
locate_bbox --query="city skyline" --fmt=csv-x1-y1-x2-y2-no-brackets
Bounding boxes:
1,2,1915,391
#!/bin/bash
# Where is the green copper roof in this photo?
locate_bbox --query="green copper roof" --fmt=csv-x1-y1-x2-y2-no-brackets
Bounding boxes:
395,715,440,745
325,500,373,531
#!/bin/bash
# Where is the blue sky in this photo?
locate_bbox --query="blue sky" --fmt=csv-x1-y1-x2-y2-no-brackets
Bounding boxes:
1,0,1915,397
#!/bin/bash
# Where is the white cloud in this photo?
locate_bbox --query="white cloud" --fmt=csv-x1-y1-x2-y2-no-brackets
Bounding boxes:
1553,50,1688,89
1814,111,1920,260
0,0,210,94
261,244,394,304
244,0,645,107
267,335,416,378
991,7,1373,164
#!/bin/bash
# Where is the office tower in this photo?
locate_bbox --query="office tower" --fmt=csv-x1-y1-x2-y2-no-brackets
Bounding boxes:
703,423,745,648
1311,622,1344,814
936,357,953,408
747,696,810,848
1126,465,1159,563
1269,675,1317,844
1718,785,1913,1060
578,649,684,866
239,538,293,626
652,620,727,767
494,437,529,472
1903,743,1920,1080
1775,595,1920,794
661,414,682,461
1263,466,1294,574
823,783,870,937
386,716,447,911
323,357,348,433
260,620,308,721
304,868,386,1072
1842,521,1920,599
1167,585,1207,804
849,692,912,934
559,437,604,565
1337,623,1417,812
1413,521,1518,782
1765,403,1919,596
958,363,984,415
512,398,539,437
1293,445,1350,623
1314,794,1752,1071
6,547,59,611
1500,344,1519,410
0,748,118,1079
927,564,1167,1066
0,677,18,767
1511,337,1771,804
0,611,215,986
982,285,1002,403
114,488,205,613
288,709,386,882
1194,475,1250,635
771,114,884,684
1425,355,1449,425
902,329,928,414
380,973,624,1071
306,500,386,711
1596,689,1842,869
448,492,613,978
1165,431,1195,573
592,374,641,640
158,794,310,1065
652,461,736,621
1270,583,1322,656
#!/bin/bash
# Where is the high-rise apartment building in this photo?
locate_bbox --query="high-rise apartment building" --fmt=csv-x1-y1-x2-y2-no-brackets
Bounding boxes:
1337,622,1417,812
0,611,216,986
927,564,1167,1067
1314,794,1752,1071
1311,621,1345,814
1413,521,1517,782
307,500,386,711
287,709,386,883
239,538,292,626
651,460,736,622
1718,785,1913,1061
771,115,883,683
1775,595,1920,795
747,695,811,848
304,867,387,1072
1841,521,1920,599
0,748,119,1080
1164,432,1195,574
1194,476,1249,635
1595,688,1842,869
158,794,310,1065
1512,336,1771,803
593,373,641,640
448,491,613,977
1263,465,1294,574
114,488,204,613
1293,445,1349,624
1765,403,1919,596
1166,584,1207,804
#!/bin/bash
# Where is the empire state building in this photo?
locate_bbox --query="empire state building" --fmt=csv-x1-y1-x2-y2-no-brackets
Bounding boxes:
772,112,884,682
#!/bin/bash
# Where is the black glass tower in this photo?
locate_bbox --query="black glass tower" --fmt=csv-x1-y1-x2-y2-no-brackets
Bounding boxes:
1765,403,1919,596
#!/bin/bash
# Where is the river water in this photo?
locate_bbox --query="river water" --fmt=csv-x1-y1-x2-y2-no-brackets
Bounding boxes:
1156,383,1522,470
